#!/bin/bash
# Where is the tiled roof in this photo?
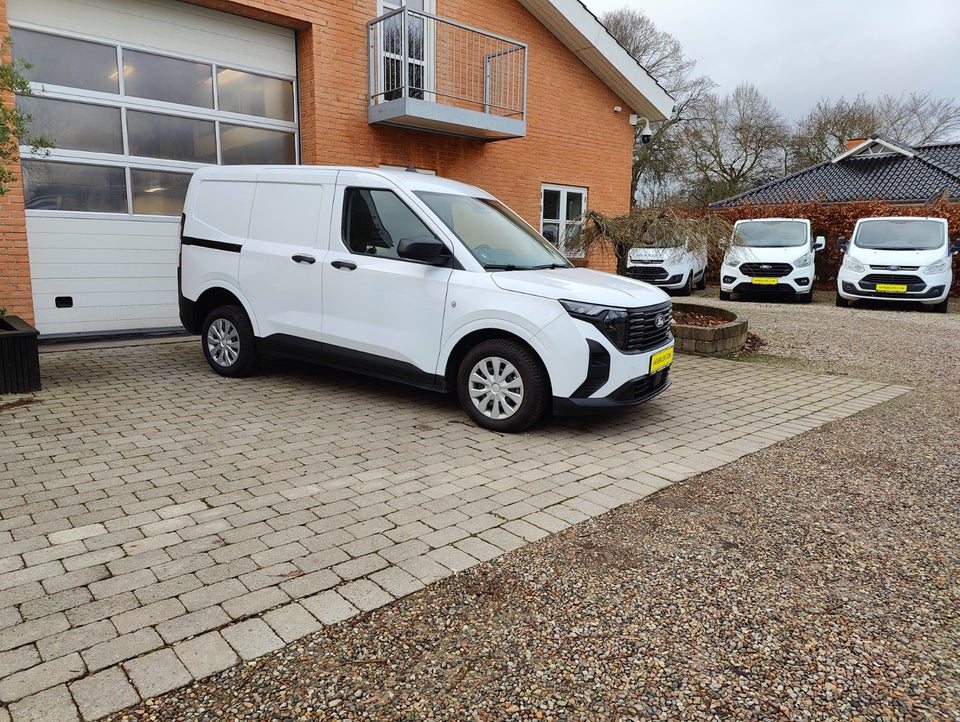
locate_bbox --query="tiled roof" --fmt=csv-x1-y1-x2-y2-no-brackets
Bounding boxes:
711,139,960,207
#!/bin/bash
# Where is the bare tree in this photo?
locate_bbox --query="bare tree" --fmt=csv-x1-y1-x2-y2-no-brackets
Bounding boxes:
874,91,960,145
600,8,713,207
679,84,790,206
788,96,879,170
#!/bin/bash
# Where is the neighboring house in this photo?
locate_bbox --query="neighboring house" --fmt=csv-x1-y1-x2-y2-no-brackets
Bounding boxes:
0,0,673,336
712,135,960,208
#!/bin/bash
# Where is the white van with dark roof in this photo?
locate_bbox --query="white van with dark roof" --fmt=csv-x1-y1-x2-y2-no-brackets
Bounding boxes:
178,166,675,432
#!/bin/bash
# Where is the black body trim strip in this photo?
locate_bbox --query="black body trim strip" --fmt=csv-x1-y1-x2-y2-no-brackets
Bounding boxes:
181,236,242,254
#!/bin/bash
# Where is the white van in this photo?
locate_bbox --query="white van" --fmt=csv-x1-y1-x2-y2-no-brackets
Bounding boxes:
178,166,675,432
836,216,958,313
720,218,825,303
625,242,707,295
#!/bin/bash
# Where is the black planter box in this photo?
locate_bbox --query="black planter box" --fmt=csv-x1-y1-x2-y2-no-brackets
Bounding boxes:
0,315,41,394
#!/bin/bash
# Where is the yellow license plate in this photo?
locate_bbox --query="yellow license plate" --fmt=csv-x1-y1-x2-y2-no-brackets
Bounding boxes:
650,346,673,374
876,283,907,293
751,277,778,285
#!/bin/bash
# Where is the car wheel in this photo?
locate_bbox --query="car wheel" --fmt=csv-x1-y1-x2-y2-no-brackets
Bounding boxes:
201,305,261,377
457,340,547,432
835,293,849,308
930,298,949,313
679,273,693,296
798,290,813,304
719,290,731,301
696,273,707,291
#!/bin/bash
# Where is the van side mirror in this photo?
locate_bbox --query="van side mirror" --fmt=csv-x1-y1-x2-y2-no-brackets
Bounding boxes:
813,236,825,251
836,237,848,252
397,236,451,266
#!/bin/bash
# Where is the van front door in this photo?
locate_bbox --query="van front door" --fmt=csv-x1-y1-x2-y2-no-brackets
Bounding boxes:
321,180,452,387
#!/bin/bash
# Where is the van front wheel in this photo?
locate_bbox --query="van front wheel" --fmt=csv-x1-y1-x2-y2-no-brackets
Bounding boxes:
458,340,547,432
202,305,260,377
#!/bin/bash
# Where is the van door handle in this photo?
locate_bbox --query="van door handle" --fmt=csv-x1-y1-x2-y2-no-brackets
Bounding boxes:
331,260,357,271
291,254,316,264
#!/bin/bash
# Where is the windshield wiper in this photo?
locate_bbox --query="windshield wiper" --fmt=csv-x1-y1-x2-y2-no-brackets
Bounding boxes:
529,263,569,270
483,264,521,271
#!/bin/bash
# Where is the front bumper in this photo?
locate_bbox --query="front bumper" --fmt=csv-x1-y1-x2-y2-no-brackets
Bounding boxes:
552,367,671,416
720,264,811,296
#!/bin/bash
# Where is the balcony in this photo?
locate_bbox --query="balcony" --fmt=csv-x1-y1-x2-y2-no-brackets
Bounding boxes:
368,8,527,141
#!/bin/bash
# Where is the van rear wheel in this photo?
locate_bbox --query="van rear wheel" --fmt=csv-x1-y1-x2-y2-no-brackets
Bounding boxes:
201,305,260,377
458,340,547,432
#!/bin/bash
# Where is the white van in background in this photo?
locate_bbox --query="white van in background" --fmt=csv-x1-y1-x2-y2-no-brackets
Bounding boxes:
178,166,676,432
720,218,825,303
625,243,707,295
836,216,958,313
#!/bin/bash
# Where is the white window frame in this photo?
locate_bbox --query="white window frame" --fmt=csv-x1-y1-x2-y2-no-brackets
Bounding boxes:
540,183,587,258
13,22,299,219
378,0,436,102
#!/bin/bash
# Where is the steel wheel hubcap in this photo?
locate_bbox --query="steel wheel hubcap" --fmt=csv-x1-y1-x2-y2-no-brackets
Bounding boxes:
207,318,240,367
468,356,523,420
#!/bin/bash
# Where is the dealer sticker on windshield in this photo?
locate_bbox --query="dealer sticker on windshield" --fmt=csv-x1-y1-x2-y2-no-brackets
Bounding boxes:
751,277,778,285
650,347,673,374
876,283,907,293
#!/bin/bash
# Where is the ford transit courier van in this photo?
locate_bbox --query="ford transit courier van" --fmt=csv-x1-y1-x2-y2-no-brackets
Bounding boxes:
625,242,707,295
178,166,675,432
720,218,825,303
836,216,958,313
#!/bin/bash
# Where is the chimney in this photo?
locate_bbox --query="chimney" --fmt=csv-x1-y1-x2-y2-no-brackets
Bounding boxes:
846,138,866,151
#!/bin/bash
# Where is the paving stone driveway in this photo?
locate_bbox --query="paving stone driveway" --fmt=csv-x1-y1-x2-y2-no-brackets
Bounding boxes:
0,339,909,721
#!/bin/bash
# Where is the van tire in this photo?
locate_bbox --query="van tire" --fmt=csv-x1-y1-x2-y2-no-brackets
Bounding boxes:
798,290,813,304
201,305,260,377
696,273,707,291
930,298,949,313
719,290,731,301
835,293,849,308
458,340,547,432
679,273,693,296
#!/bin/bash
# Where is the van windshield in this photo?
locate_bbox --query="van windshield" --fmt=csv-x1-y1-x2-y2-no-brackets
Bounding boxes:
853,219,945,251
416,192,572,270
735,220,808,248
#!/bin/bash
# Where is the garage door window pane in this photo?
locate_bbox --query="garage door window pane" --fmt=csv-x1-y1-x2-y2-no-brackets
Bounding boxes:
16,96,122,154
217,69,294,121
128,111,217,163
11,28,118,93
131,169,191,216
221,125,295,164
22,161,127,213
123,49,213,108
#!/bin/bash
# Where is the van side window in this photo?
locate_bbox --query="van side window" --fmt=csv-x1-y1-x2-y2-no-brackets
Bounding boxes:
343,188,434,259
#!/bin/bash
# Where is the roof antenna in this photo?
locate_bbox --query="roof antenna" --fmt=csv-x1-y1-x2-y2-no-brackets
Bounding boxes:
396,147,418,173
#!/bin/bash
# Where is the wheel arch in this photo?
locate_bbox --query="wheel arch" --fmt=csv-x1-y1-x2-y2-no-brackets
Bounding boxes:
443,329,552,398
193,287,258,335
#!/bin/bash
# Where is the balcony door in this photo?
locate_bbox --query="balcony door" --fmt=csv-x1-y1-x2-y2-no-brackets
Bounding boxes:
379,0,435,101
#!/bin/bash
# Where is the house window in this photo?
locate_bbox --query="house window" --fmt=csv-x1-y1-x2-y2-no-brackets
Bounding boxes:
378,0,435,102
541,184,586,257
12,26,298,217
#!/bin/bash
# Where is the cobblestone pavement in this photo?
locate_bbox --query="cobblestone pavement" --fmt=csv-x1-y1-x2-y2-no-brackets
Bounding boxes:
0,337,908,721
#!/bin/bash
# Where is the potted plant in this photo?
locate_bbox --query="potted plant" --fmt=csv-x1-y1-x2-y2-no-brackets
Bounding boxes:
0,306,41,393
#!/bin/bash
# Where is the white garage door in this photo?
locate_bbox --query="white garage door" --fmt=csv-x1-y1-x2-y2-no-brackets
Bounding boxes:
9,0,298,335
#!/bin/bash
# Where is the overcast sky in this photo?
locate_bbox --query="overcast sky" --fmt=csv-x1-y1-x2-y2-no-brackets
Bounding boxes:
581,0,960,128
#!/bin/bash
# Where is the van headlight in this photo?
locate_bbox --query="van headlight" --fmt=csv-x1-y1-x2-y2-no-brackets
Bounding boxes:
924,258,949,275
793,253,814,268
842,255,865,273
560,300,630,348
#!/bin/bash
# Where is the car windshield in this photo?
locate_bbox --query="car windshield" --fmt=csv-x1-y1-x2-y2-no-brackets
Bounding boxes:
416,192,572,270
735,220,808,248
853,219,946,251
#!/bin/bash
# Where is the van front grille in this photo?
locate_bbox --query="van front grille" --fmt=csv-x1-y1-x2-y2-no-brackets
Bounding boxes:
624,301,672,353
740,262,793,277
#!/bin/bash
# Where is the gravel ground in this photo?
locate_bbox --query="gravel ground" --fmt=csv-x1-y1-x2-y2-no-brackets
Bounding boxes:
107,289,960,722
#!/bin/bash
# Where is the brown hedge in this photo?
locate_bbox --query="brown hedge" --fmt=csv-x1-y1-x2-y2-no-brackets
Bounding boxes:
703,201,960,295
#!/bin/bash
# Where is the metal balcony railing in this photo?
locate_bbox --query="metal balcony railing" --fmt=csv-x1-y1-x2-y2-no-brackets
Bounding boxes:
368,8,527,140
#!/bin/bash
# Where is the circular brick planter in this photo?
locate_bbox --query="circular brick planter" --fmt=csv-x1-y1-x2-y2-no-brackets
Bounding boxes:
671,302,748,356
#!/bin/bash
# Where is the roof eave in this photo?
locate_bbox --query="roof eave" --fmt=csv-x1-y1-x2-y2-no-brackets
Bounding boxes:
515,0,675,121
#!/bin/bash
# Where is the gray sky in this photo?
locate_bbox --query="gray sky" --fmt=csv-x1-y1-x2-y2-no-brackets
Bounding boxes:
582,0,960,126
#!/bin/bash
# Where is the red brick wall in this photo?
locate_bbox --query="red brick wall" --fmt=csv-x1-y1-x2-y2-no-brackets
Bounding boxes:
0,5,34,324
0,0,637,319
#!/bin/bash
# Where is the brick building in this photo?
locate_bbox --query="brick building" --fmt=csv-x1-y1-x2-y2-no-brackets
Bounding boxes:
1,0,672,336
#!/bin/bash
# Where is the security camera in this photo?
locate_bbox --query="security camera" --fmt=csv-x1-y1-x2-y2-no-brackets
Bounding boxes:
630,115,653,144
639,117,653,144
